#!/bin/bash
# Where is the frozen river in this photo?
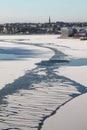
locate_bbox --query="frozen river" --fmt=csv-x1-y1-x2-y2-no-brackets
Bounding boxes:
0,35,87,130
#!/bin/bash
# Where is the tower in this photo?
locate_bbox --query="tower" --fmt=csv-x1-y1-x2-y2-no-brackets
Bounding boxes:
49,16,51,24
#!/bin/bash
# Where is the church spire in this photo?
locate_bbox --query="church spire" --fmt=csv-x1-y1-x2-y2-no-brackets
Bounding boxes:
49,16,51,24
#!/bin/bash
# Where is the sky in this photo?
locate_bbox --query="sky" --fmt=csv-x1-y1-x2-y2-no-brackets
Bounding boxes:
0,0,87,23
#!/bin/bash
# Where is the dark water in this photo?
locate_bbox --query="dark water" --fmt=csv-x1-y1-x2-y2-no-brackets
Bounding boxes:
68,58,87,66
0,40,87,130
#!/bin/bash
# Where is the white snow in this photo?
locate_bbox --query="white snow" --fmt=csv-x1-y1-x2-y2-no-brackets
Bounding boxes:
40,35,87,130
58,66,87,87
0,35,54,89
42,93,87,130
0,35,87,130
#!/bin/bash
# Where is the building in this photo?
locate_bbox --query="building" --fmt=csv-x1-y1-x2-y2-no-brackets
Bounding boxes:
60,27,77,38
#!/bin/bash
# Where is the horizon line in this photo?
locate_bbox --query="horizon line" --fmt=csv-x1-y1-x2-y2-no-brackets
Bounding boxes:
0,21,87,24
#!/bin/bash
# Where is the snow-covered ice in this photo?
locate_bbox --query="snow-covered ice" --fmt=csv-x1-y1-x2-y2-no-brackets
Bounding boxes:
0,35,87,130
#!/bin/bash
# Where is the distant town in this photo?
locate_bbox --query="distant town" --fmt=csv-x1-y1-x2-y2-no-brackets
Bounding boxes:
0,17,87,39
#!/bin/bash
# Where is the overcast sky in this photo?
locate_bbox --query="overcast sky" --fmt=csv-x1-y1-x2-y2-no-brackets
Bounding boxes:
0,0,87,23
